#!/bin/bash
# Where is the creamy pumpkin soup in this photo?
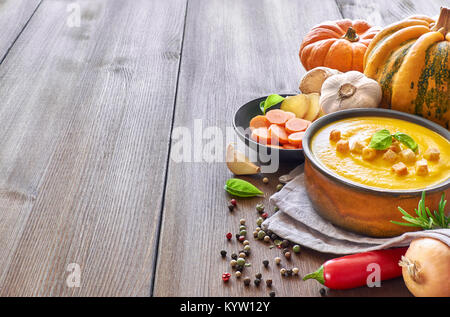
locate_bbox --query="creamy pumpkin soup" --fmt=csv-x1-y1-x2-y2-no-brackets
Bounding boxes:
311,117,450,190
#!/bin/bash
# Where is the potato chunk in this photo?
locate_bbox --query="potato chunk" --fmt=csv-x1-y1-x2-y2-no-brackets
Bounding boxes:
351,140,365,154
415,159,429,176
382,149,398,163
424,147,440,161
362,147,377,161
329,129,341,142
336,139,349,153
399,149,416,163
392,162,408,176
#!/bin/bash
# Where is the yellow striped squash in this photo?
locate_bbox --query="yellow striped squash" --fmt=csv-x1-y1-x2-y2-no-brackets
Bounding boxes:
364,8,449,129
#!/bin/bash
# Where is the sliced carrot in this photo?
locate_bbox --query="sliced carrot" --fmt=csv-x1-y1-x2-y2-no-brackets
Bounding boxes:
268,124,289,145
251,127,270,144
266,109,289,125
269,144,283,149
284,111,296,120
282,144,299,150
288,131,305,147
285,118,310,134
249,115,270,131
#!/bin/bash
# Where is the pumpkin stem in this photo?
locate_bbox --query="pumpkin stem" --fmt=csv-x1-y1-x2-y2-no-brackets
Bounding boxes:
342,27,359,42
399,256,422,283
338,83,357,99
432,7,449,34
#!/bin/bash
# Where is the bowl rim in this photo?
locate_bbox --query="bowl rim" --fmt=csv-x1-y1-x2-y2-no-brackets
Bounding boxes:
232,94,302,152
302,108,450,196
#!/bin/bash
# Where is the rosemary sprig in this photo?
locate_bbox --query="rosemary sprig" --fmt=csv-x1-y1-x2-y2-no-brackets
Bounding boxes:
391,191,449,230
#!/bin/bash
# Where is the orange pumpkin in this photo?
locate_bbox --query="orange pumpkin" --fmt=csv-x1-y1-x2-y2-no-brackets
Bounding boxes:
299,19,381,72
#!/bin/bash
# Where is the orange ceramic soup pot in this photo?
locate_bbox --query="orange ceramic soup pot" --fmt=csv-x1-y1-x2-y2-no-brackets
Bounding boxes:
302,109,449,237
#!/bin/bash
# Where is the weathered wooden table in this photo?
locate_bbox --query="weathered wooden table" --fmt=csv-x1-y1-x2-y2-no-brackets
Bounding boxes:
0,0,445,297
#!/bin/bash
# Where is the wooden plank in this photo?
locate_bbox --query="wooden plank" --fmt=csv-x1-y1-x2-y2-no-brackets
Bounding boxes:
335,0,446,26
153,0,352,297
0,0,186,296
0,0,41,62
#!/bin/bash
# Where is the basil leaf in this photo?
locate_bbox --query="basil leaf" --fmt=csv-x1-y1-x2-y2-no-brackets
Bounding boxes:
225,185,262,198
260,94,285,114
393,132,418,152
259,100,266,113
369,129,392,150
224,178,264,197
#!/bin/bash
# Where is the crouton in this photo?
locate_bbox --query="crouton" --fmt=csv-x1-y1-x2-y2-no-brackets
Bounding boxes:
382,149,398,163
336,139,349,153
399,148,416,163
424,147,440,161
362,147,377,161
351,140,365,154
389,141,401,153
329,129,341,142
392,162,408,176
415,159,429,176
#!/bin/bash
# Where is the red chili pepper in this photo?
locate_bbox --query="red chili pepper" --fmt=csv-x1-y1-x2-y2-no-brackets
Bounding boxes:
303,247,408,290
222,273,231,282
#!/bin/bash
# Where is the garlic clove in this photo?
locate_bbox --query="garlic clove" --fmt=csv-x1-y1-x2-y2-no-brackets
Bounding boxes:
226,143,260,175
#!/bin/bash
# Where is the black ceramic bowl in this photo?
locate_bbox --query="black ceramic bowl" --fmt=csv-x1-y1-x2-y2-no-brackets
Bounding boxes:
233,94,305,163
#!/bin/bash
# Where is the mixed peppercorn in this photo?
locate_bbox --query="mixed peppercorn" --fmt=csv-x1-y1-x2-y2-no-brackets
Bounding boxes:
219,179,325,297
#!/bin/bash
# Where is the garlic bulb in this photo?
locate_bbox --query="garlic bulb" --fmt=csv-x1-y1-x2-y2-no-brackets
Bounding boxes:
319,71,382,114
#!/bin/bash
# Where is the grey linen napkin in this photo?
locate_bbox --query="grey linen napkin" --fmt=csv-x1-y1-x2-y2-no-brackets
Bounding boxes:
263,165,450,254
